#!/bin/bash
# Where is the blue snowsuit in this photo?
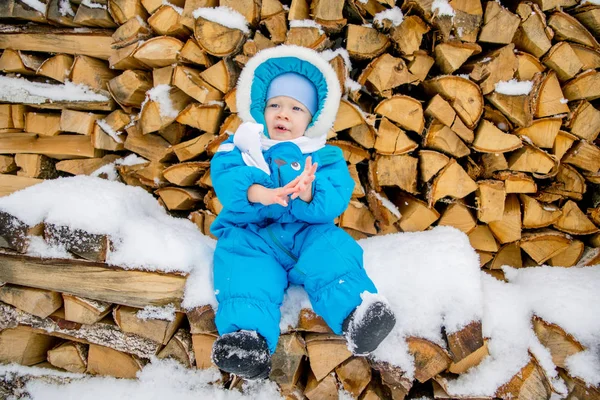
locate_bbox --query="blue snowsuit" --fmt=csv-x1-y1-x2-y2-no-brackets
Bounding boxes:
210,46,378,353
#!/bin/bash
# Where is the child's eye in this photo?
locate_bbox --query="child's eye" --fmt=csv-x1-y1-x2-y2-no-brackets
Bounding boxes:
293,106,303,112
269,103,279,108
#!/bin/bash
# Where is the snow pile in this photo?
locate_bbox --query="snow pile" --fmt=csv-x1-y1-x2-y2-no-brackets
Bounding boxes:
193,7,250,34
432,0,456,17
495,79,534,95
137,304,177,321
289,19,324,35
0,76,109,104
0,176,217,307
360,227,483,376
373,7,404,27
6,358,284,400
21,0,46,13
81,0,106,9
146,85,180,119
58,0,75,17
320,48,352,71
371,191,401,218
162,0,183,15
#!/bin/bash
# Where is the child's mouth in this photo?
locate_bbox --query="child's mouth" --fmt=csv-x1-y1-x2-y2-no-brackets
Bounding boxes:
275,125,289,132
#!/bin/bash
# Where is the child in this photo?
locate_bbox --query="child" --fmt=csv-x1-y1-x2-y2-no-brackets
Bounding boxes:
210,45,396,380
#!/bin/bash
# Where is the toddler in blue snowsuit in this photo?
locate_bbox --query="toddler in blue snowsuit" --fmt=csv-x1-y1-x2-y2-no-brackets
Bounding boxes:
210,45,396,380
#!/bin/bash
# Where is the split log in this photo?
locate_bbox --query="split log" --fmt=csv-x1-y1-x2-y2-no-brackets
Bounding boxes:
47,342,89,374
533,71,569,118
486,90,533,128
0,24,116,60
305,370,338,400
0,326,59,366
548,240,584,267
339,200,377,235
74,1,117,28
570,43,600,70
70,55,117,92
0,134,101,160
434,41,481,75
424,120,470,159
542,164,586,201
472,120,522,153
108,0,149,25
520,230,572,265
358,53,419,97
132,36,184,69
548,10,600,50
162,162,210,186
0,284,62,318
466,44,518,95
332,141,370,164
0,211,43,252
305,333,352,381
148,5,190,39
172,65,223,104
0,174,42,197
176,103,224,134
406,337,451,382
157,329,194,368
156,187,204,211
513,117,562,149
270,333,306,394
488,194,522,244
348,123,376,150
419,150,449,183
562,70,600,102
296,309,331,334
113,17,153,49
515,51,546,81
311,0,346,33
370,154,418,195
346,24,390,60
428,159,478,206
24,112,60,137
566,101,600,142
0,48,45,75
438,201,477,234
389,15,430,56
495,358,551,400
171,133,218,162
87,344,144,379
490,242,522,270
371,361,413,399
285,23,328,50
124,130,174,163
0,252,186,308
191,333,217,369
60,110,102,136
142,0,185,16
0,155,16,173
542,42,583,82
476,180,505,223
521,194,561,229
478,1,520,44
507,145,557,178
493,171,537,194
391,192,440,232
562,140,600,173
423,76,483,130
468,225,499,253
108,70,153,111
194,16,247,57
113,305,184,345
14,154,58,179
139,87,192,134
513,3,552,58
333,99,366,132
44,224,110,262
374,95,424,134
62,294,112,325
554,200,599,235
335,357,371,398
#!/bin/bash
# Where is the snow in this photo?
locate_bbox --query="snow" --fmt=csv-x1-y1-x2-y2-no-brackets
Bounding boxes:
432,0,456,17
81,0,107,10
162,0,183,15
4,358,284,400
192,6,250,34
20,0,46,13
345,78,362,92
0,179,599,396
289,19,324,35
91,154,148,181
0,176,216,305
371,190,401,218
146,85,180,119
320,48,353,71
137,304,177,321
96,119,123,144
0,76,109,105
373,7,404,27
495,79,534,96
582,0,600,4
58,0,75,17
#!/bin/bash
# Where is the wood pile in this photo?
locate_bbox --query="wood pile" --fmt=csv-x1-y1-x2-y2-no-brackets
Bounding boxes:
0,0,599,398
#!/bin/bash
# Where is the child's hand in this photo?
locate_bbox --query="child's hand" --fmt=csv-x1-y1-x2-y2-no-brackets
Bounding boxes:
290,156,318,202
248,184,296,207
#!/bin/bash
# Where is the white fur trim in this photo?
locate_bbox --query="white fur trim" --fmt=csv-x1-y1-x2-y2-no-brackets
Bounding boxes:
236,45,342,140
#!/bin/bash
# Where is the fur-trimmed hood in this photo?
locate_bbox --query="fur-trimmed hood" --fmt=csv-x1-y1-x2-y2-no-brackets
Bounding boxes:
236,45,342,142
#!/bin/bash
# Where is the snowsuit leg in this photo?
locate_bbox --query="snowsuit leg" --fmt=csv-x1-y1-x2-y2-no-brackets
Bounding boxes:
213,227,287,353
291,224,377,334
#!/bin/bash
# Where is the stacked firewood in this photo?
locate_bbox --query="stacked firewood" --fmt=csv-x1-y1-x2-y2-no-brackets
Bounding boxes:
0,0,599,398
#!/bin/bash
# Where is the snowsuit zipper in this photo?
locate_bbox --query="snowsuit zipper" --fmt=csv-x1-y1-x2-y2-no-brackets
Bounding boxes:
266,226,299,263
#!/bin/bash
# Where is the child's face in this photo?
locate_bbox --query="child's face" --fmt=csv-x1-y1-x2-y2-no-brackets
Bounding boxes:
264,96,312,141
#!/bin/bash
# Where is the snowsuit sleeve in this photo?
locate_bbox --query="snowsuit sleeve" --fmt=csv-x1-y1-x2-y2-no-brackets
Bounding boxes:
211,138,283,223
290,146,354,224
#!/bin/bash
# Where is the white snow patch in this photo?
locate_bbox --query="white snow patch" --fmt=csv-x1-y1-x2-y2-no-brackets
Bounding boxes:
20,0,46,13
0,76,109,104
193,6,250,34
560,98,569,104
432,0,456,17
96,119,123,144
26,235,73,259
279,285,312,332
373,7,404,27
137,304,177,321
320,48,353,71
91,154,148,181
81,0,107,9
147,85,180,119
289,19,324,35
59,0,75,17
371,191,401,218
162,0,183,15
345,78,362,92
495,79,533,95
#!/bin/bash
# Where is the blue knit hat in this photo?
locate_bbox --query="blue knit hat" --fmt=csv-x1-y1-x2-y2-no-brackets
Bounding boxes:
265,72,318,116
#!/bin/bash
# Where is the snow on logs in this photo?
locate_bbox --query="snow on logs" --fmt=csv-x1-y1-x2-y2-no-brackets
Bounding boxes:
0,0,600,397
